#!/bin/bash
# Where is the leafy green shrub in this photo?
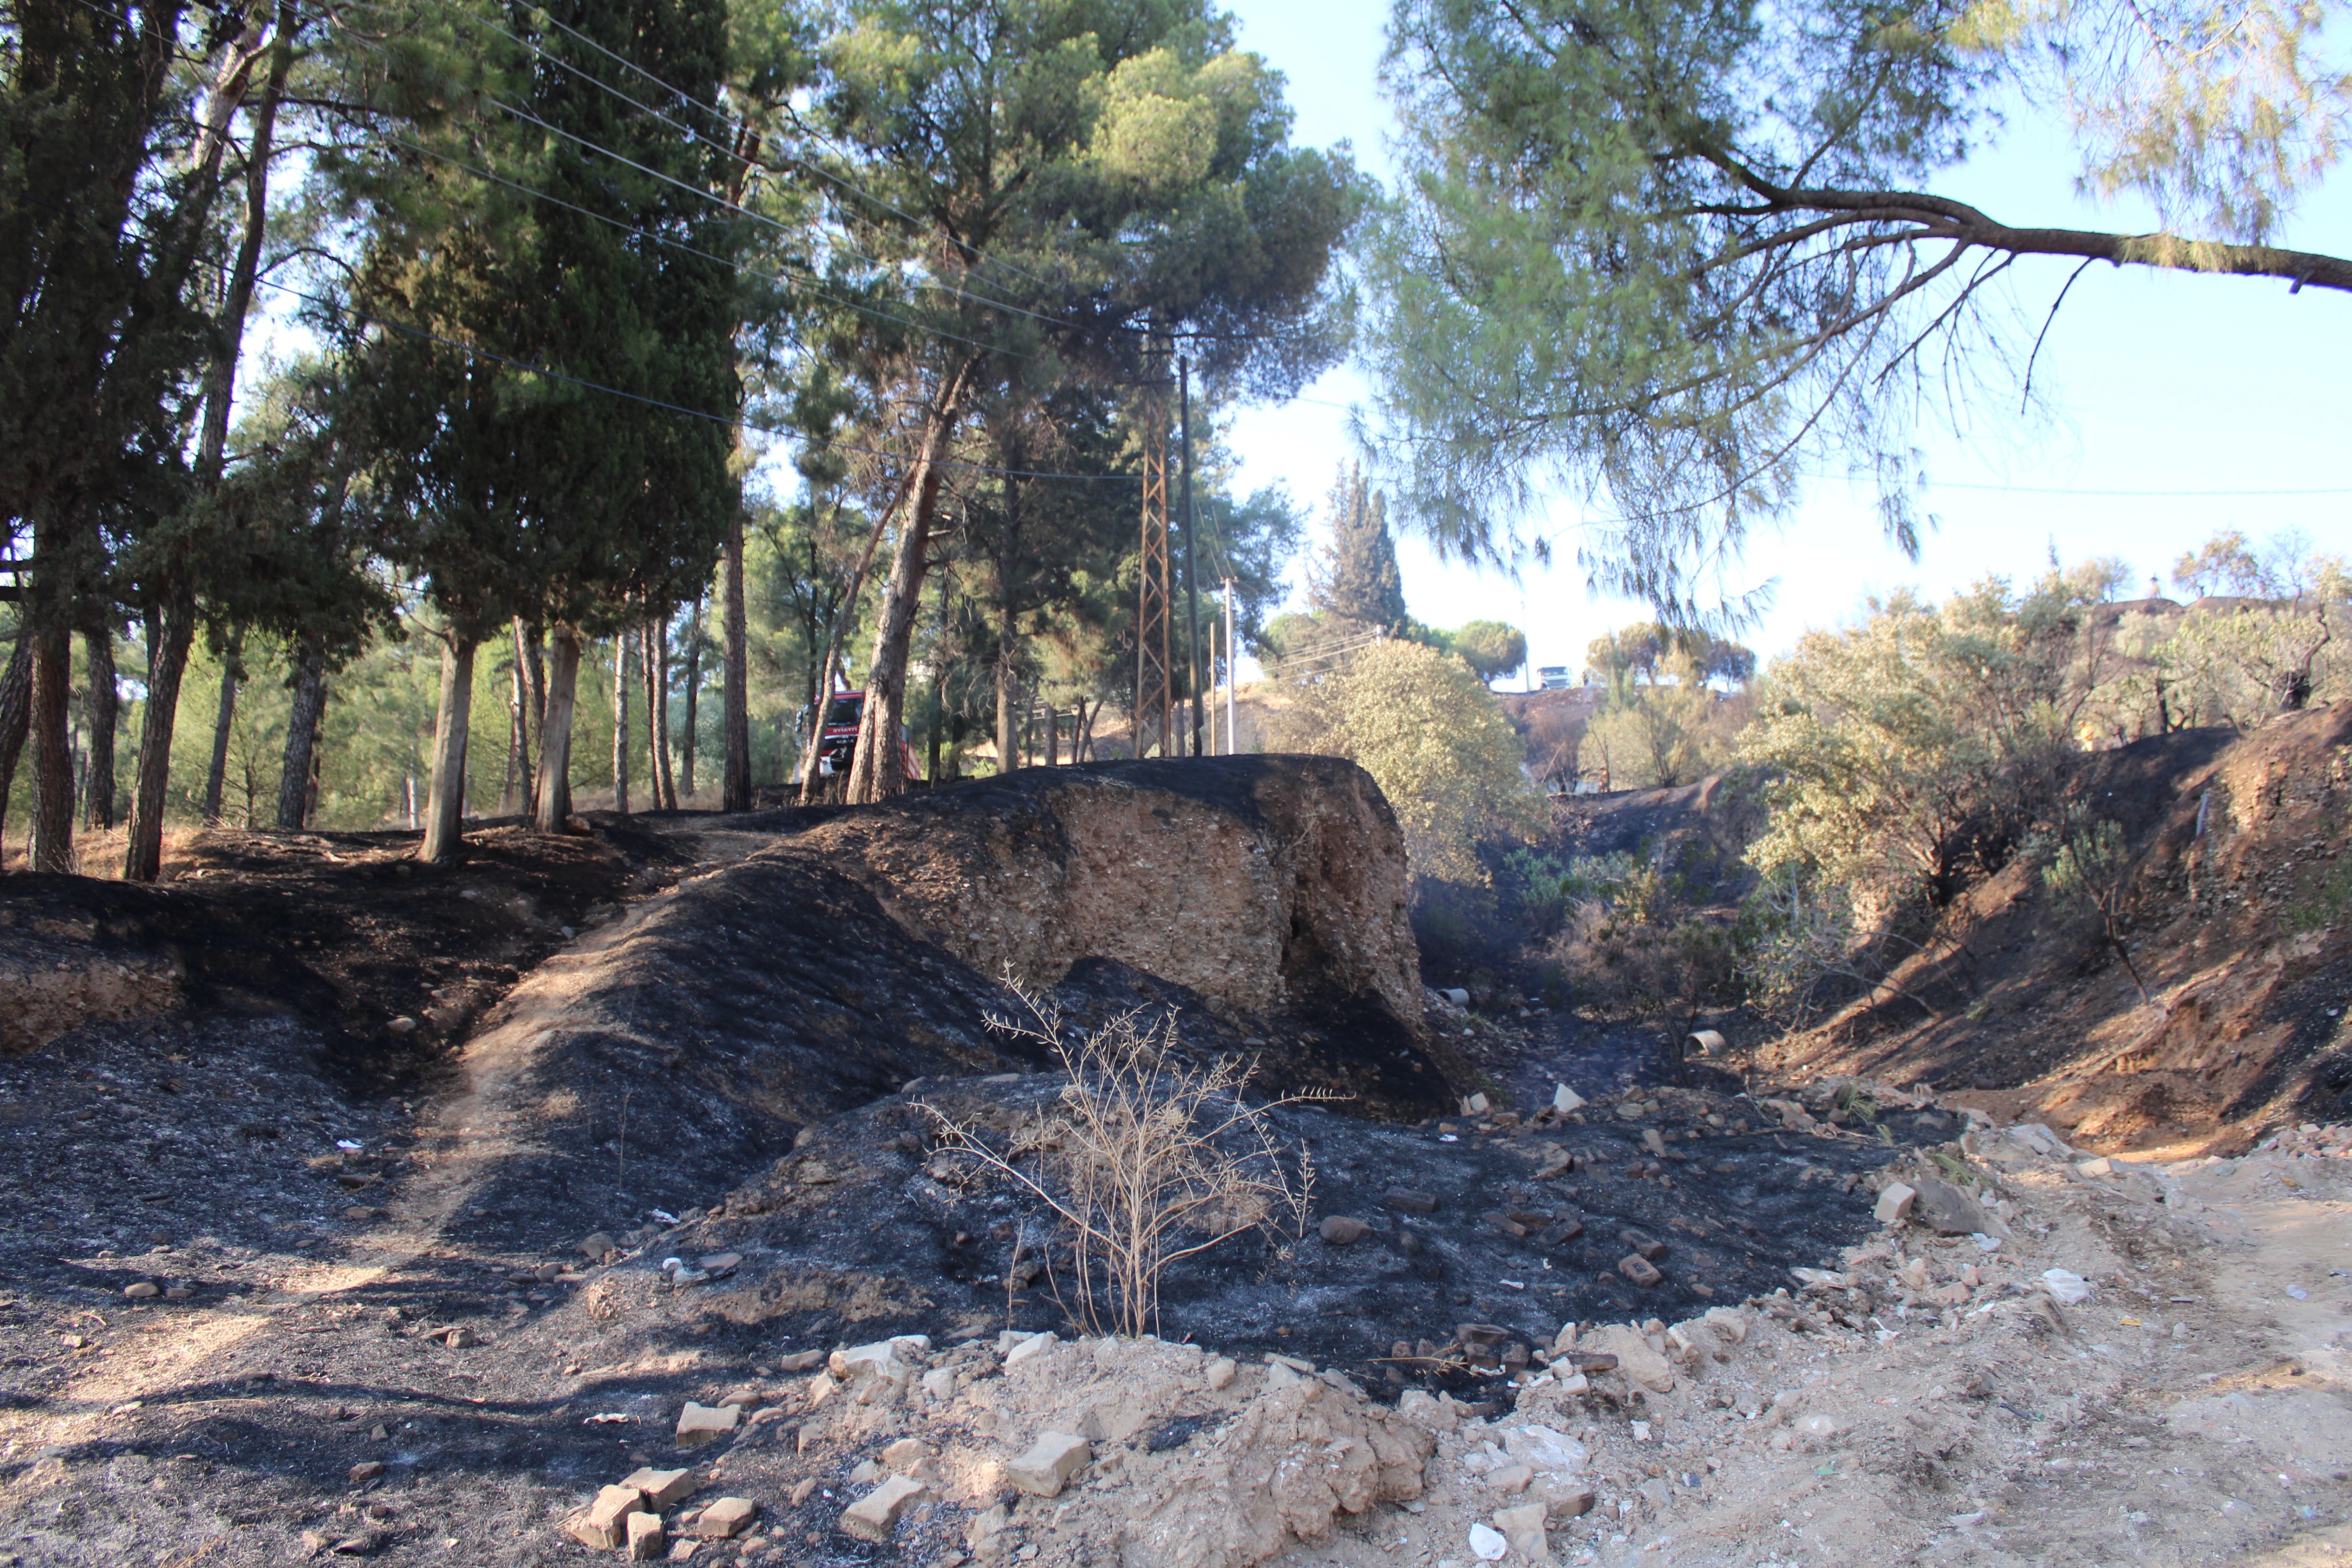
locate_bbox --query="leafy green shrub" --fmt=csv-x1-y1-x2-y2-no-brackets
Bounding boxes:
1271,638,1545,881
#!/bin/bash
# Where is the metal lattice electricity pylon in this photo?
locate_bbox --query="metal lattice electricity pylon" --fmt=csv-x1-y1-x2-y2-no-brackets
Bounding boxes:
1133,348,1174,759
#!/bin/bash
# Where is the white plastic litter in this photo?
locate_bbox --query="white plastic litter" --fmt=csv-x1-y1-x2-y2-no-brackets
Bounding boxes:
2041,1268,2092,1305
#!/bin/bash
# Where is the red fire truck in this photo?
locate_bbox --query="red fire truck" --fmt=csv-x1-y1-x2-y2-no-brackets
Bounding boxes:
811,690,922,782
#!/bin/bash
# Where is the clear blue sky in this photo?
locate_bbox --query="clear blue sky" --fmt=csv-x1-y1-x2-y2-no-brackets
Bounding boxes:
1219,0,2352,676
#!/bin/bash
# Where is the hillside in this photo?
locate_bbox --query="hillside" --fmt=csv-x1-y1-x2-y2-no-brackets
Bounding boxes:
1755,702,2352,1152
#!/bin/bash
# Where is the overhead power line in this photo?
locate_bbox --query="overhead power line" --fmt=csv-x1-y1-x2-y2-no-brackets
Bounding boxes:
247,270,1141,484
410,0,1131,343
458,0,1096,311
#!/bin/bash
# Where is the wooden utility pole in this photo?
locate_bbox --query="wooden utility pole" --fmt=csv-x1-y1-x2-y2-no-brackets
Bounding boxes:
1179,355,1207,757
1223,578,1237,756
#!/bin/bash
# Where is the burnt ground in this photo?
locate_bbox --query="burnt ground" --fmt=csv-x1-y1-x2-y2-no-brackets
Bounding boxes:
0,779,1939,1568
0,814,733,1078
671,1044,1936,1390
0,997,1925,1568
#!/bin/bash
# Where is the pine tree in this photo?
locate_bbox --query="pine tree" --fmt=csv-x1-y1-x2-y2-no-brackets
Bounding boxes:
344,0,739,857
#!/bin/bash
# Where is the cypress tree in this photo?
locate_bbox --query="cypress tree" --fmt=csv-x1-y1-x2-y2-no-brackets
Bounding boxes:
1309,465,1407,635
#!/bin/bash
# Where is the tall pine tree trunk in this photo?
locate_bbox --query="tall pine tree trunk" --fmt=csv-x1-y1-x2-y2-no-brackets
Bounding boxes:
502,620,532,814
0,632,30,852
995,590,1020,776
801,472,923,798
80,625,118,829
515,617,544,818
533,624,580,831
847,361,976,805
611,628,631,816
123,0,293,878
721,517,750,811
419,633,475,863
26,612,73,872
123,603,194,882
680,592,702,799
201,628,242,825
276,633,326,829
644,612,676,810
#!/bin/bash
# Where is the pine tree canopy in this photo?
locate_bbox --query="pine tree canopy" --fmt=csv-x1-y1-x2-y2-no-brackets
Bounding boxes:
1363,0,2352,626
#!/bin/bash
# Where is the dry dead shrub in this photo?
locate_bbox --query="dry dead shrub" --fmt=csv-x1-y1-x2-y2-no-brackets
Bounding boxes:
923,983,1317,1338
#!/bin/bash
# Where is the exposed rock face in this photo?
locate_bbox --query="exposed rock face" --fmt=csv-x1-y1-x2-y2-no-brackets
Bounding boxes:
798,756,1425,1036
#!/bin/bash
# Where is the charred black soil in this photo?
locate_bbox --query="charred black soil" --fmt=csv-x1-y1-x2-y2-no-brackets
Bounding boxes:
1,760,1926,1567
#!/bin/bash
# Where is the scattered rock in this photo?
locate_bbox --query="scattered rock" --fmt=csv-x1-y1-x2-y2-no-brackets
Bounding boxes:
1462,1092,1491,1115
1494,1501,1554,1564
880,1437,930,1474
1486,1463,1533,1495
347,1462,384,1483
1618,1255,1663,1288
1544,1485,1597,1520
565,1484,647,1549
1121,1374,1433,1568
1585,1325,1674,1393
1004,1331,1057,1369
1484,1211,1530,1239
1384,1188,1438,1215
623,1467,696,1508
1552,1084,1585,1114
839,1474,927,1542
775,1350,824,1373
1206,1357,1237,1391
1641,1128,1667,1158
625,1508,664,1560
1501,1426,1589,1476
579,1232,616,1258
1469,1521,1508,1561
1873,1181,1917,1224
123,1281,159,1299
1318,1216,1370,1246
1008,1431,1092,1497
674,1402,739,1448
1619,1227,1666,1261
830,1335,928,1380
691,1498,756,1540
2007,1123,2072,1159
1909,1178,1989,1236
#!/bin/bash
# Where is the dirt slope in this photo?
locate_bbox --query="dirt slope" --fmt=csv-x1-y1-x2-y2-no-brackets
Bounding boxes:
1762,703,2352,1152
